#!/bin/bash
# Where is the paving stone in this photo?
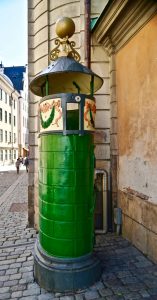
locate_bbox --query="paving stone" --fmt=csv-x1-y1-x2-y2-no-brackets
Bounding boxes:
22,272,34,279
0,270,6,276
20,297,38,300
27,283,41,290
22,260,34,267
3,280,18,287
75,294,84,300
0,287,10,294
139,290,150,298
0,257,6,261
99,288,113,297
9,262,22,268
128,283,147,292
16,256,27,263
19,277,34,284
38,295,54,300
9,273,21,280
0,276,10,283
11,290,23,298
121,277,140,285
11,284,27,292
104,279,123,288
106,296,124,300
0,266,9,271
84,290,99,300
123,293,141,299
60,296,75,300
111,286,129,295
147,288,157,295
23,287,40,297
0,293,11,299
6,268,18,275
134,261,153,268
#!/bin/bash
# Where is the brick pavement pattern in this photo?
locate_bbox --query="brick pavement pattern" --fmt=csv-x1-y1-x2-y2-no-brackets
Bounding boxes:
0,171,157,299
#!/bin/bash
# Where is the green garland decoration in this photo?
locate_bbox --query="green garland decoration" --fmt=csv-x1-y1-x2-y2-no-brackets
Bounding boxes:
89,108,95,128
40,106,55,129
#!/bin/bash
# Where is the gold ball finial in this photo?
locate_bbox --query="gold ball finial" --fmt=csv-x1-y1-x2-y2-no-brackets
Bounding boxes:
55,17,75,39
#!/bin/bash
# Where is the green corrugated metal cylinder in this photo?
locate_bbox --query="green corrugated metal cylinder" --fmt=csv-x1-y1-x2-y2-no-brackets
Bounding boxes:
39,134,95,258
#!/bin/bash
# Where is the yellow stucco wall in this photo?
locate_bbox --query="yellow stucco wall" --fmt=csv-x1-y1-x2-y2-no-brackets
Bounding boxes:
116,15,157,262
116,15,157,202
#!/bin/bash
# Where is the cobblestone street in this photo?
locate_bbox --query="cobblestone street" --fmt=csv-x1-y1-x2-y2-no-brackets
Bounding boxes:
0,171,157,299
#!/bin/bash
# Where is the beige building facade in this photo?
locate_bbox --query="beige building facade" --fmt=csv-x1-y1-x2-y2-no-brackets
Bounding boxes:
28,0,110,228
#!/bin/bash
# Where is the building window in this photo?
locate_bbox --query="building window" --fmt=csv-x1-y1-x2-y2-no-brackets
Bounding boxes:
0,108,2,121
5,111,7,123
9,113,11,124
5,92,7,104
14,100,15,109
0,89,2,100
14,116,16,126
0,129,3,142
0,150,3,161
9,132,11,143
5,131,7,143
2,90,5,101
5,150,7,160
14,150,16,159
9,96,12,106
9,150,11,160
14,133,16,143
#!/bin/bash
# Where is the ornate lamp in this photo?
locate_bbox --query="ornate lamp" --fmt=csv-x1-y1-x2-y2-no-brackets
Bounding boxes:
30,17,103,292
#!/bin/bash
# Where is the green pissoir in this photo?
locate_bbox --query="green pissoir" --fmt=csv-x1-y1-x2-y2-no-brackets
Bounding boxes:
29,17,103,292
39,134,95,258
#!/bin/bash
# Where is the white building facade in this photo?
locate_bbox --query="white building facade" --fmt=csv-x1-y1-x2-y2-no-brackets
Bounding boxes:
0,68,20,166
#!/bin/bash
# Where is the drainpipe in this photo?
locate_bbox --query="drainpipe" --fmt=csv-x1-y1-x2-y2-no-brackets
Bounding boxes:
84,0,91,68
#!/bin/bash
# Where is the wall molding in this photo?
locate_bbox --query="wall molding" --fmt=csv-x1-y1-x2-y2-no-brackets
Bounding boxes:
94,0,157,53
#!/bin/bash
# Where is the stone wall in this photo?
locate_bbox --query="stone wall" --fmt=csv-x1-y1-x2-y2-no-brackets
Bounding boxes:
119,190,157,263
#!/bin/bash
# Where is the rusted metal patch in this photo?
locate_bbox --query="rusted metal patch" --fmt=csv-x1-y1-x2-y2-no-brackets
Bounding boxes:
9,203,28,212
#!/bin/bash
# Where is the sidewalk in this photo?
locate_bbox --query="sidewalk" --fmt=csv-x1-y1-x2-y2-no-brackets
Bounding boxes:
0,163,26,172
0,172,157,299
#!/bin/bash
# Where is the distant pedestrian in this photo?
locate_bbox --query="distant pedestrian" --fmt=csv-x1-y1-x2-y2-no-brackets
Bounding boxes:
15,158,20,174
24,157,29,173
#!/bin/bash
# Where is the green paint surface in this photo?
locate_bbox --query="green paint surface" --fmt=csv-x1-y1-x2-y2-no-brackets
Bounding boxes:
39,134,95,258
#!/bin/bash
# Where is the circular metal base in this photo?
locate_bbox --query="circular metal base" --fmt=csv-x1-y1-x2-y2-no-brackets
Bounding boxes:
34,239,101,292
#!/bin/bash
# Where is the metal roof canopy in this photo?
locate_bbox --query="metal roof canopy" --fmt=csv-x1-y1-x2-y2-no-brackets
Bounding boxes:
29,57,103,97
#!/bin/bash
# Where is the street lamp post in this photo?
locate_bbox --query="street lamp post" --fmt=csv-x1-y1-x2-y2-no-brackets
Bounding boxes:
29,17,103,292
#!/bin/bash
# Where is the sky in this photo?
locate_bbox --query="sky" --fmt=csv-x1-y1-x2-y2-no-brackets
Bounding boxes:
0,0,27,67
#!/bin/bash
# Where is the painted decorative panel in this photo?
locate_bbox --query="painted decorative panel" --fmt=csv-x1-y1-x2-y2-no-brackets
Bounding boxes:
40,98,63,132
